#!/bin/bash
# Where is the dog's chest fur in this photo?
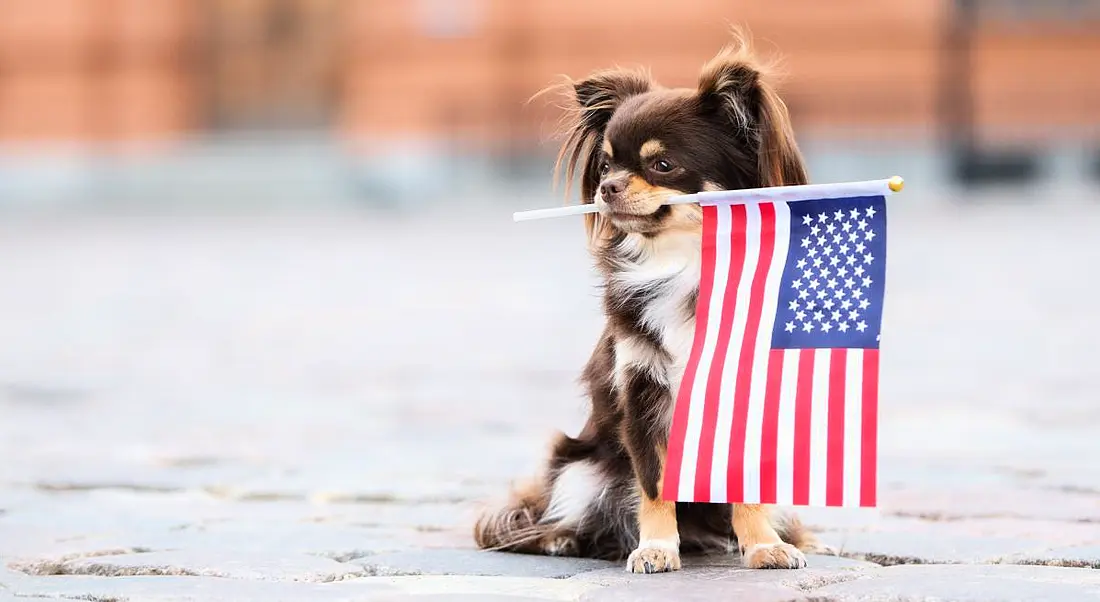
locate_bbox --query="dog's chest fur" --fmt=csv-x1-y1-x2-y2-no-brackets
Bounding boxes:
603,231,701,404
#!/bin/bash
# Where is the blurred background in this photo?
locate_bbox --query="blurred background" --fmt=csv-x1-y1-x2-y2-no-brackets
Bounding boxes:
1,0,1100,521
0,0,1098,208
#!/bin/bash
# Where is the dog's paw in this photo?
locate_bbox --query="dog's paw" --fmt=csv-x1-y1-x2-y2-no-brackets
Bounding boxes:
625,540,682,574
742,542,807,569
543,535,578,557
802,541,839,556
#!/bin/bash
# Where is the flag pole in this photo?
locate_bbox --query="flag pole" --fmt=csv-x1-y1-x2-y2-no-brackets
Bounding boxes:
512,176,904,222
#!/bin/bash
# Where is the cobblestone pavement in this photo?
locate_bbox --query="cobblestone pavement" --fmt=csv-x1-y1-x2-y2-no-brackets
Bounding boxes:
2,192,1100,601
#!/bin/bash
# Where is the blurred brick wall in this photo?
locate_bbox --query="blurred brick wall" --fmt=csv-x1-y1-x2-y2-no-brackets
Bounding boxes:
0,0,199,143
0,0,1097,147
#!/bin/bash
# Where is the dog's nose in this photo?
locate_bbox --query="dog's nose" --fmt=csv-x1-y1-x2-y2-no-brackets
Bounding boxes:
600,178,626,200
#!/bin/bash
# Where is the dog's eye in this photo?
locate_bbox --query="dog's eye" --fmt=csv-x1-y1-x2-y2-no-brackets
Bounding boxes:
599,161,610,176
652,159,674,173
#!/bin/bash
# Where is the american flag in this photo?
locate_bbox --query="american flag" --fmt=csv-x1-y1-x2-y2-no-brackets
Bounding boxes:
662,192,887,508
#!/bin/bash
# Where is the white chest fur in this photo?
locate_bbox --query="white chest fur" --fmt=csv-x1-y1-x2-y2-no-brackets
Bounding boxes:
609,231,701,398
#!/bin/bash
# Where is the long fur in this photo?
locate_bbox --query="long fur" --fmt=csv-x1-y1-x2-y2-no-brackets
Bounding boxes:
476,28,830,569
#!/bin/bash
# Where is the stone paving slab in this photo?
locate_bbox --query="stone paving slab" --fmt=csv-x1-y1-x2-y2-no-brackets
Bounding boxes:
811,564,1100,601
354,549,618,578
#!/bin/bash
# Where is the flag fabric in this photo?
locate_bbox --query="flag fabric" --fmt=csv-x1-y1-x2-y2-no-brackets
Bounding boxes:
661,191,887,508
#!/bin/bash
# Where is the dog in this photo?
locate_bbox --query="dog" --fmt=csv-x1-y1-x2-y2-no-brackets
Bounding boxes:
474,31,832,574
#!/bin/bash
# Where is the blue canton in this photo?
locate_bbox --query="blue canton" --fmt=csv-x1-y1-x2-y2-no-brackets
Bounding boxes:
771,195,887,350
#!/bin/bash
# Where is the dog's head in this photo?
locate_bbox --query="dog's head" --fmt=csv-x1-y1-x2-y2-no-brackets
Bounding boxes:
551,33,807,243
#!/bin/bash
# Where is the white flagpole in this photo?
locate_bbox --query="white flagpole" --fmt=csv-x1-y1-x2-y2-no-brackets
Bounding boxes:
512,176,904,222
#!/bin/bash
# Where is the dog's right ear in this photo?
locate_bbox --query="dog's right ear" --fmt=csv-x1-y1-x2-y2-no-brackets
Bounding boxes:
547,69,650,246
571,69,652,135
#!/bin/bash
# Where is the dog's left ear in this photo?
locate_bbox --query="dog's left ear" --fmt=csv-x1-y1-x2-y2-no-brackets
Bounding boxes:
697,40,808,188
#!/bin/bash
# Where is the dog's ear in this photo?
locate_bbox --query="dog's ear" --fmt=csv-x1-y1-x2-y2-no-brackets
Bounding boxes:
697,35,807,188
547,68,651,245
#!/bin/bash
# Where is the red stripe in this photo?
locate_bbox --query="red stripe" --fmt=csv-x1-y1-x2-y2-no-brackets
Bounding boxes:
792,351,814,505
692,205,747,501
661,205,719,501
860,350,880,506
826,349,847,506
726,203,777,503
759,348,784,504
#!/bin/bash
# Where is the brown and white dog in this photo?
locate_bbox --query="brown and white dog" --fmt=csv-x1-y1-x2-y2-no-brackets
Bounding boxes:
475,32,833,573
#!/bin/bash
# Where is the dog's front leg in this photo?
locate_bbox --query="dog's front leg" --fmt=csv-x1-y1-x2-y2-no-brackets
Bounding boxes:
619,366,681,574
732,504,806,569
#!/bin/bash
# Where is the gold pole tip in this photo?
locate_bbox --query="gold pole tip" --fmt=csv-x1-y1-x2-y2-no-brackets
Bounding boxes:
887,176,905,192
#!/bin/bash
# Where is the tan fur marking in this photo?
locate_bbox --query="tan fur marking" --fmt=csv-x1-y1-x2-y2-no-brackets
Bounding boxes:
602,139,613,157
627,467,682,573
639,139,665,159
731,504,782,550
732,504,807,569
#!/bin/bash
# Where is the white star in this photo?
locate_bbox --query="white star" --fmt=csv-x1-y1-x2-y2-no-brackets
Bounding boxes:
795,310,806,321
838,322,850,333
865,230,877,242
817,289,827,299
807,248,818,258
844,277,855,288
855,242,866,254
802,214,813,225
837,266,849,278
798,289,809,300
813,310,825,322
825,223,836,235
846,255,856,265
864,253,874,264
816,236,828,247
840,299,852,310
849,310,860,321
866,206,877,218
805,299,817,311
801,237,812,248
802,322,814,333
856,320,868,332
848,232,859,243
857,219,868,231
841,221,853,232
826,278,838,289
838,244,850,255
822,246,833,256
785,321,795,332
854,266,865,277
833,209,845,221
802,268,814,280
808,279,820,290
817,212,828,223
832,233,844,245
831,310,842,322
862,277,872,288
859,298,870,310
823,299,835,310
852,289,864,299
810,225,821,236
812,256,823,268
796,257,807,269
819,268,831,279
788,300,799,311
833,288,845,299
791,279,802,289
821,322,833,333
829,255,841,267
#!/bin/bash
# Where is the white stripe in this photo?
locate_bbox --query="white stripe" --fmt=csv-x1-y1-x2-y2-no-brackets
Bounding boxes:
774,349,800,506
740,202,791,503
709,204,761,503
677,205,733,501
808,348,831,506
843,350,864,507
